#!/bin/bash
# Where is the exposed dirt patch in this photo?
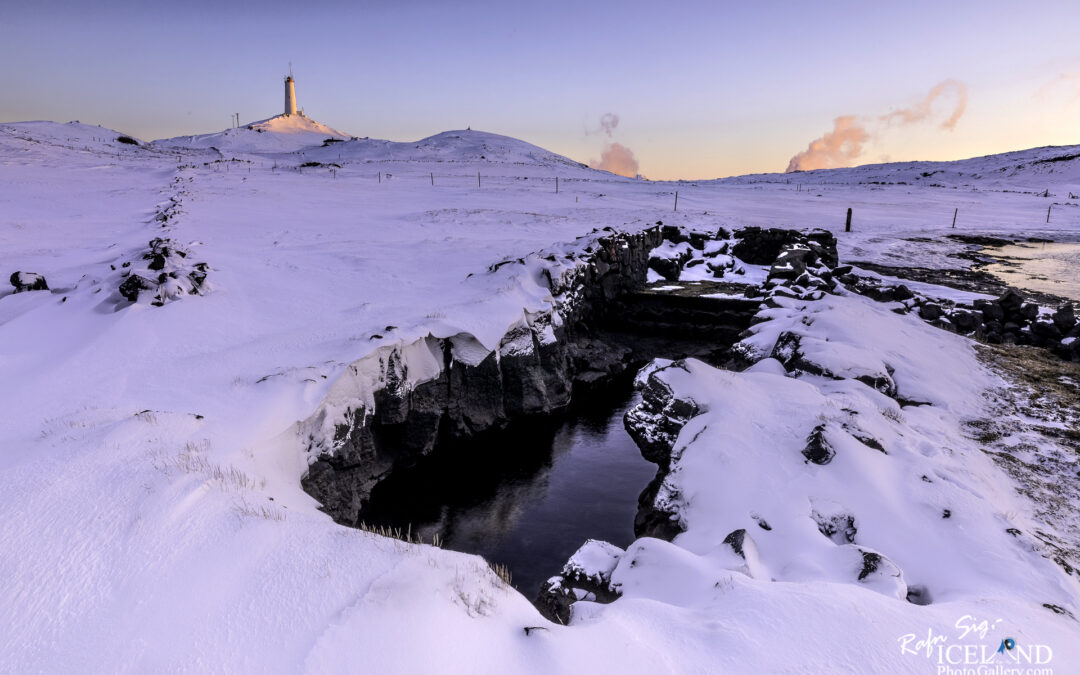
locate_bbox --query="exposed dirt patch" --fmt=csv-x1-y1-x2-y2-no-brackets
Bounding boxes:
851,260,1071,308
972,344,1080,578
850,261,1009,296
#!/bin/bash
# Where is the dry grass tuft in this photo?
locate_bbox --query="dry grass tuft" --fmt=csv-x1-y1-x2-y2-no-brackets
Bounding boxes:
357,521,442,548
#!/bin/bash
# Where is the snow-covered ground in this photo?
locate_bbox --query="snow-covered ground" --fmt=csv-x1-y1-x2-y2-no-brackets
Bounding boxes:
1,118,1078,673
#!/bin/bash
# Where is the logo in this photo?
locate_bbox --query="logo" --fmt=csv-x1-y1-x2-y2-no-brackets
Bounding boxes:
898,615,1054,674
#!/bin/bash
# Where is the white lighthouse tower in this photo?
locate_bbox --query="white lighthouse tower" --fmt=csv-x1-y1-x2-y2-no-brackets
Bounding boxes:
284,75,297,116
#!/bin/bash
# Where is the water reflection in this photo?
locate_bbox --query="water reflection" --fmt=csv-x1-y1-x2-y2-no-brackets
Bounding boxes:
985,242,1080,302
359,387,656,597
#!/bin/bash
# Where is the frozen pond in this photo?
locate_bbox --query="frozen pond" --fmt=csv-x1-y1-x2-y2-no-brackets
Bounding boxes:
358,386,656,598
985,242,1080,302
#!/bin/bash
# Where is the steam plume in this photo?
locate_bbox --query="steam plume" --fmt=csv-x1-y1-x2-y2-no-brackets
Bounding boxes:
599,112,620,137
785,116,869,173
786,80,968,172
881,79,967,130
1035,73,1080,102
590,142,640,177
587,113,639,177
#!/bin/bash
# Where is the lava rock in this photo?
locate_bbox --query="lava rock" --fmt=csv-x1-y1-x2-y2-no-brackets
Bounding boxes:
769,249,811,279
951,310,980,333
892,284,914,301
687,232,709,250
1032,321,1062,340
803,424,835,465
9,271,48,293
919,303,944,321
1019,303,1040,322
119,274,154,302
813,510,857,544
660,225,688,244
974,299,1004,322
873,287,896,303
647,256,684,282
982,319,1003,335
1052,304,1076,333
624,364,701,467
733,227,800,264
998,288,1024,314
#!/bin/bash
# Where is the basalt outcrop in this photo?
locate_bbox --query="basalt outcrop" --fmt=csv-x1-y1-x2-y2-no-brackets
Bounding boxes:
301,226,664,526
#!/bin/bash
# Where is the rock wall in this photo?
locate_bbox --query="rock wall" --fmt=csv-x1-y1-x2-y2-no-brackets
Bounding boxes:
842,272,1080,361
301,226,662,526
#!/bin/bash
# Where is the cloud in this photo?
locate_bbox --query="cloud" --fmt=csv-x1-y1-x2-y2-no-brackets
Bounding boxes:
786,80,968,173
590,142,640,177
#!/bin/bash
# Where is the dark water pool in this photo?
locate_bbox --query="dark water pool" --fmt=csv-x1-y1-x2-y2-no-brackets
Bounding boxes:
358,386,656,598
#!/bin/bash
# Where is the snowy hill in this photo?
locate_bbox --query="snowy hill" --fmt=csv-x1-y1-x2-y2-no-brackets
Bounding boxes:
306,129,591,172
153,113,350,154
0,120,159,159
726,144,1080,194
2,118,1080,672
152,116,591,178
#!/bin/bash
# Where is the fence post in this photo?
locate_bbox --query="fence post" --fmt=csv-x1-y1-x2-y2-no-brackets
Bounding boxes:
430,172,434,187
845,207,852,232
1047,204,1052,223
555,176,559,194
674,191,679,212
952,207,957,228
478,171,481,189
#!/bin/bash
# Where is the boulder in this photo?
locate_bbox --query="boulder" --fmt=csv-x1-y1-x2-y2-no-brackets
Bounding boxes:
687,232,709,250
647,255,684,281
951,310,980,333
803,424,835,465
892,284,914,301
9,271,48,293
1052,304,1076,333
1032,321,1062,340
998,288,1024,314
975,300,1004,322
919,303,944,321
873,287,896,303
119,274,154,302
660,225,688,244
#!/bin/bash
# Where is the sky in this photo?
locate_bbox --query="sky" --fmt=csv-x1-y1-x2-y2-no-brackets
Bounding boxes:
2,0,1078,180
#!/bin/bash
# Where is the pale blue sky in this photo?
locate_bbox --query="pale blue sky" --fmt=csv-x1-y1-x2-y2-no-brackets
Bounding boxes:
3,0,1078,178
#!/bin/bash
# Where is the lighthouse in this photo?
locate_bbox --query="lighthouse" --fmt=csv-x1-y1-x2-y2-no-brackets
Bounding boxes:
284,75,297,116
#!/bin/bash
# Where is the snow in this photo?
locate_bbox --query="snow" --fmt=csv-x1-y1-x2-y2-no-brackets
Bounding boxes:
2,116,1079,672
153,113,350,154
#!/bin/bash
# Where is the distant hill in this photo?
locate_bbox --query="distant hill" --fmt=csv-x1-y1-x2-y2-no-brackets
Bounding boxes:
723,145,1080,193
3,117,1077,192
304,129,590,171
